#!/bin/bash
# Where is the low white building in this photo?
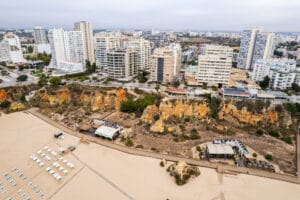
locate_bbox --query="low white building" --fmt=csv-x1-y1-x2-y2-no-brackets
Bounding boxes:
252,59,298,89
94,122,123,140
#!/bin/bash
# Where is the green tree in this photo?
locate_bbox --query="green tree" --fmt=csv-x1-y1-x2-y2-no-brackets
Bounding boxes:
259,76,270,89
38,76,48,86
49,77,62,86
28,46,34,53
17,75,28,82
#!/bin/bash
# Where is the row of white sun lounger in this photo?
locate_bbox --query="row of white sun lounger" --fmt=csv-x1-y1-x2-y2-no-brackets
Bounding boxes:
58,157,75,168
28,182,46,198
17,189,31,200
0,182,8,195
30,155,45,167
52,162,69,174
45,167,62,181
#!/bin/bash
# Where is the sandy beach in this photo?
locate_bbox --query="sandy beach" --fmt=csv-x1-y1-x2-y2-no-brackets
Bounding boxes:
0,111,299,200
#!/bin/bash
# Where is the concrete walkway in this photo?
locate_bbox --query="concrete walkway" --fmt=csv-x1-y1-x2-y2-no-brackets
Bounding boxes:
28,108,300,185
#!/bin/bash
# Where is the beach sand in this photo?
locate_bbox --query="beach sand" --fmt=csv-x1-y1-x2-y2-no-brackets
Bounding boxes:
0,111,299,200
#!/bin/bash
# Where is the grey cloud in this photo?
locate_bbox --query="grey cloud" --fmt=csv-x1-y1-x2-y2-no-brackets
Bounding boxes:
0,0,299,31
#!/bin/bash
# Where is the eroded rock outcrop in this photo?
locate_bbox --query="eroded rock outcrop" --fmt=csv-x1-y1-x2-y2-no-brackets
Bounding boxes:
167,161,200,185
218,103,279,126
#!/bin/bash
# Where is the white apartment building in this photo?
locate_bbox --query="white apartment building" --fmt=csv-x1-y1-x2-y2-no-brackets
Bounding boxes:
127,38,151,70
106,48,138,81
150,46,181,84
252,59,297,89
48,29,85,72
33,26,48,44
238,28,275,70
196,45,233,86
33,26,51,54
94,33,122,70
0,32,26,63
74,21,95,63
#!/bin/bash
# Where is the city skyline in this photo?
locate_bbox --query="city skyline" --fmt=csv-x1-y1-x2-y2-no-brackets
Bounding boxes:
0,0,300,32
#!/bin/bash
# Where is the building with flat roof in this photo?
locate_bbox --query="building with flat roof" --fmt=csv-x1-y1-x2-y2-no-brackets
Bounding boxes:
206,143,235,159
106,48,138,81
238,28,275,70
33,26,48,44
48,29,85,73
150,44,181,84
74,21,95,63
252,59,297,90
0,32,26,64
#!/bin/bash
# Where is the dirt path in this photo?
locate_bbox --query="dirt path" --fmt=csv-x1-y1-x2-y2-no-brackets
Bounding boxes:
27,108,300,185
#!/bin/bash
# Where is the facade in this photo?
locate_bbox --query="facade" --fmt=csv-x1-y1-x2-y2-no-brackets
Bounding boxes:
48,29,85,72
150,46,180,83
106,48,138,81
238,28,274,70
33,26,48,44
94,33,122,70
196,45,233,85
252,59,297,89
127,38,151,70
297,48,300,61
74,21,95,63
0,32,26,63
200,44,233,58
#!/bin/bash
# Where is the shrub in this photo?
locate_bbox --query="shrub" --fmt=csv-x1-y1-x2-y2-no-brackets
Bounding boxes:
135,144,144,149
49,77,62,86
269,130,279,138
190,129,200,140
125,138,134,147
150,147,159,152
265,154,273,161
252,152,257,158
196,146,201,152
256,129,264,136
0,100,11,108
16,75,28,82
160,161,165,167
281,136,292,144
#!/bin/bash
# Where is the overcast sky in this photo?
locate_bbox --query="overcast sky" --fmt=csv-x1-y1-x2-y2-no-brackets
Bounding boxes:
1,0,299,31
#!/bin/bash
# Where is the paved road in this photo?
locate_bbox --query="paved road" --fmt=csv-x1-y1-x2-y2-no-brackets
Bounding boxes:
28,108,300,185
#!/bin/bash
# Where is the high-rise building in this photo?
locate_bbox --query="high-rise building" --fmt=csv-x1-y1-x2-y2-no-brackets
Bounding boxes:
150,45,181,83
297,48,300,61
33,26,48,44
74,21,95,63
94,33,122,70
106,48,138,81
33,26,51,54
238,28,274,70
48,29,85,72
196,45,233,86
127,38,151,70
0,32,26,63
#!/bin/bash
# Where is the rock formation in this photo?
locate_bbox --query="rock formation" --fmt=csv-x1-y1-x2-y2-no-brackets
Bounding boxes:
167,161,200,185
